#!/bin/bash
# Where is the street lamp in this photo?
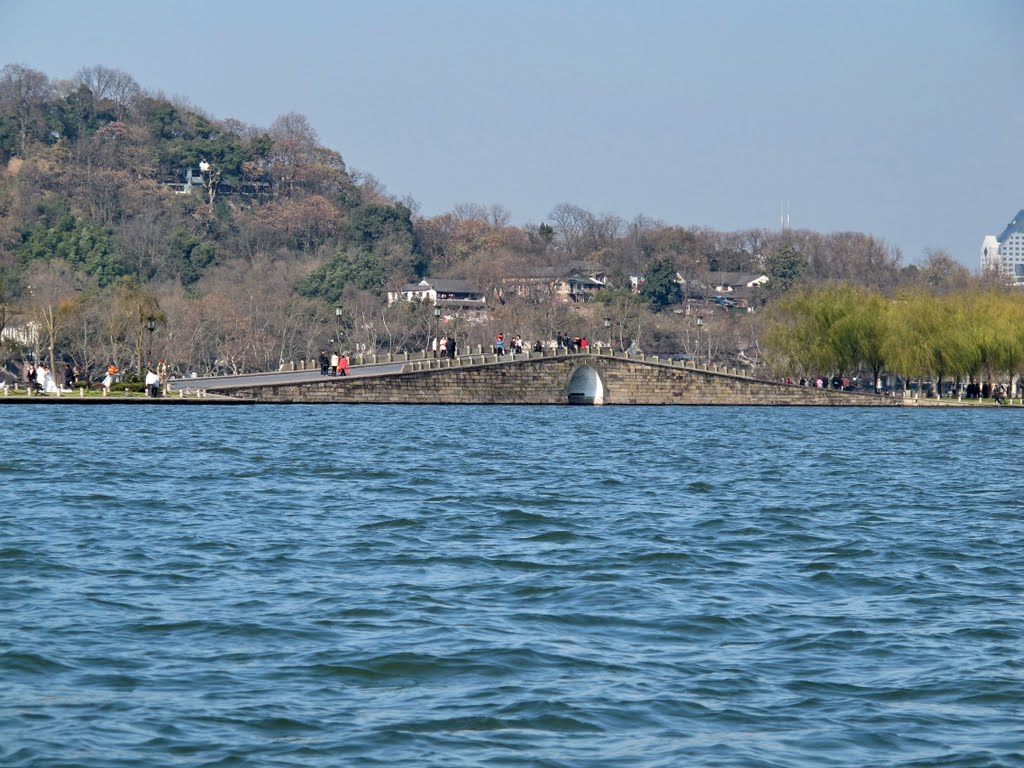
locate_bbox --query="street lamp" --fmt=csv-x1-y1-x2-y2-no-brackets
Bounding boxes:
696,315,704,364
433,305,441,357
604,317,611,352
335,305,344,351
146,318,156,365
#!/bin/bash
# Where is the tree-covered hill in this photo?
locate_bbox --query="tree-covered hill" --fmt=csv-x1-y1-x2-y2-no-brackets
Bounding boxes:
0,63,1007,384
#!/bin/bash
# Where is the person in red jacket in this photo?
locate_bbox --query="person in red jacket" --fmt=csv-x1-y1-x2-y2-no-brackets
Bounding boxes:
337,354,350,376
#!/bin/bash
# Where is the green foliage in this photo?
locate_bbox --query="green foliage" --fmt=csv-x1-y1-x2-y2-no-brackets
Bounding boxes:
761,245,807,299
764,284,892,377
0,119,18,160
17,213,122,286
346,203,415,251
298,201,423,302
51,84,115,144
141,100,189,142
766,284,1024,387
594,287,634,305
165,228,217,286
298,250,386,302
639,257,682,311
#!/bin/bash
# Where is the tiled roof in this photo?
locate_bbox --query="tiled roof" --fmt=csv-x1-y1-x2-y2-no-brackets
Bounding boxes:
402,278,482,294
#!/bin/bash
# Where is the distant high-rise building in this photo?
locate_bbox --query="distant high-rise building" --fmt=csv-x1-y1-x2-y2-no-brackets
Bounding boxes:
981,210,1024,285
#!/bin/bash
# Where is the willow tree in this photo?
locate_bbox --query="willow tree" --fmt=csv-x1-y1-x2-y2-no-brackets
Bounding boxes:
883,291,977,397
981,290,1024,394
762,288,823,377
763,283,889,380
838,287,889,391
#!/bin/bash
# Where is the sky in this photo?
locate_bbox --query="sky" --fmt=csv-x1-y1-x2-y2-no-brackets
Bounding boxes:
1,0,1021,268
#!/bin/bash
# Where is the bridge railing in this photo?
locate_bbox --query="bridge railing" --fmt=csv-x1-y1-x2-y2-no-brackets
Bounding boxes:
395,346,757,380
268,346,756,380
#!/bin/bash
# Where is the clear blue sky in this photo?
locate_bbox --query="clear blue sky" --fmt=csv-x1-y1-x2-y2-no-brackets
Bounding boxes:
2,0,1021,267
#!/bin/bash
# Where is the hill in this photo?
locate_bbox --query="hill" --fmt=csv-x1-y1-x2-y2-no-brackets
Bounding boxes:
0,63,989,382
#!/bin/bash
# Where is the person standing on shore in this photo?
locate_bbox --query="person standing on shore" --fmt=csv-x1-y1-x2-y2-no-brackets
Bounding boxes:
102,363,119,394
145,368,160,398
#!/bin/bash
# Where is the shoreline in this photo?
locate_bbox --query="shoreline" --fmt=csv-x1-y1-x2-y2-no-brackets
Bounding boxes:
0,393,1017,408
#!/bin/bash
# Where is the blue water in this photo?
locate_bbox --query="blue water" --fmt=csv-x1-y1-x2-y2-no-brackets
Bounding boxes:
1,404,1022,767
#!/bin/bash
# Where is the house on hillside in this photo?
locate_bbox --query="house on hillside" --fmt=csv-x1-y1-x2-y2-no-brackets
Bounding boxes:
160,167,206,195
708,272,770,293
387,278,486,310
680,271,770,310
501,262,608,303
551,273,606,303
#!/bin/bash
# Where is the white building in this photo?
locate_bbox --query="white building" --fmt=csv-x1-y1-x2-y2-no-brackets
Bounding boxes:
386,278,486,309
980,210,1024,285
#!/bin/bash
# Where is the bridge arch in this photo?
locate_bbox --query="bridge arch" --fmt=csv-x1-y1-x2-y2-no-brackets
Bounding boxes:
566,364,605,405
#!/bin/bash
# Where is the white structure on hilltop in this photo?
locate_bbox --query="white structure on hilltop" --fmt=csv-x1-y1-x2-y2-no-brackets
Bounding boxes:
980,209,1024,285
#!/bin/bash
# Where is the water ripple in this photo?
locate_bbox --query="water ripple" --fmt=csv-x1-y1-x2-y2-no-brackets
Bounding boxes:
1,405,1022,767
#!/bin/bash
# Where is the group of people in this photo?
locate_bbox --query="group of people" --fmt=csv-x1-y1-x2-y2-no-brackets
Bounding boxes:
494,334,525,355
556,333,590,351
143,362,169,396
494,333,591,356
99,360,167,395
788,375,851,390
965,382,1009,403
18,360,172,395
23,362,76,393
430,333,594,358
431,336,458,358
318,351,350,376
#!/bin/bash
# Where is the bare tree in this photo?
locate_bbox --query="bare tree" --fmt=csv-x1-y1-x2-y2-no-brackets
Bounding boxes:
0,64,52,155
23,261,84,372
548,203,593,256
75,65,141,120
269,112,320,196
915,248,972,293
112,280,164,375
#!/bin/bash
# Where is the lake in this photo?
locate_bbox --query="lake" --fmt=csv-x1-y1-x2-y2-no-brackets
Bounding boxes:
1,404,1022,767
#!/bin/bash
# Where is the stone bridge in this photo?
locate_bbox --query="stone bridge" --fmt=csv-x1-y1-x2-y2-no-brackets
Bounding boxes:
221,349,896,406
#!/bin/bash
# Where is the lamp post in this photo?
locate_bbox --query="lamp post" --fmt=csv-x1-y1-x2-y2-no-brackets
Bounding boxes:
335,305,344,352
696,315,704,364
604,317,611,352
433,305,441,357
146,318,156,366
